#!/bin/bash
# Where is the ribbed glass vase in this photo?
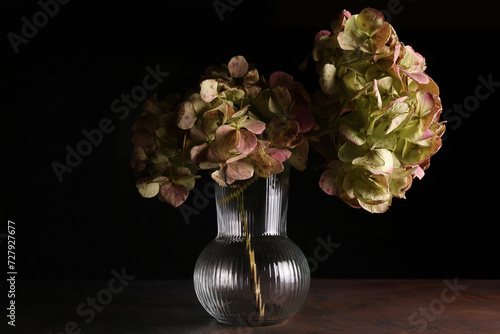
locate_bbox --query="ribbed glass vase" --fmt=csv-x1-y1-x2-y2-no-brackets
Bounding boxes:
193,164,310,326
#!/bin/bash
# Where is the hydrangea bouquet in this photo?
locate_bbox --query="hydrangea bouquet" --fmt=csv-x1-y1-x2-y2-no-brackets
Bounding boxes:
130,8,445,214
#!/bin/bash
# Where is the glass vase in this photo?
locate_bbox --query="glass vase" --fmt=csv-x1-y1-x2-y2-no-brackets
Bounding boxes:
193,164,310,326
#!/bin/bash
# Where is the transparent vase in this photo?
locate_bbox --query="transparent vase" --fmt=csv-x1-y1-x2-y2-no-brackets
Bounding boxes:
193,164,310,326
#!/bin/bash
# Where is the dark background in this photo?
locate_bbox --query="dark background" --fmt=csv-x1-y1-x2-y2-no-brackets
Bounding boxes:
1,0,499,282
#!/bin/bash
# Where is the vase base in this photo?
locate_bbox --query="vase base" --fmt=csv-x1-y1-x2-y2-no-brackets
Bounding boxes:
217,318,287,327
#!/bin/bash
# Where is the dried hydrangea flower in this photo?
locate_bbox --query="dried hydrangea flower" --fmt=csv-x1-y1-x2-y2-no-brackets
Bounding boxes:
131,56,313,206
312,8,446,213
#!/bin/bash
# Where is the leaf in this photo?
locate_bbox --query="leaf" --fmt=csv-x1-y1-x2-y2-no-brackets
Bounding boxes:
228,55,249,78
200,79,218,102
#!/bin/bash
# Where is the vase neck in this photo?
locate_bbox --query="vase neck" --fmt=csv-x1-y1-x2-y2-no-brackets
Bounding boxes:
215,164,290,237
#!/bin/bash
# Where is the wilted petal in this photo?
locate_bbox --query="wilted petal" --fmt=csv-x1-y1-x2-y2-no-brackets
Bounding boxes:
226,158,254,181
136,177,160,198
332,10,351,34
339,141,369,163
357,7,386,34
384,101,411,134
370,22,391,51
269,119,301,149
160,183,189,207
289,140,309,171
350,170,390,203
249,146,274,178
269,71,294,88
214,125,238,151
241,118,266,134
314,30,331,44
320,63,337,94
291,102,315,133
415,165,425,180
269,86,292,114
190,143,209,163
401,70,429,84
359,200,390,213
200,79,218,102
268,148,291,162
235,129,258,154
132,113,158,132
398,136,442,165
338,122,366,145
142,95,163,116
130,145,148,171
176,101,197,130
244,67,260,85
228,55,249,78
132,128,155,149
319,168,338,195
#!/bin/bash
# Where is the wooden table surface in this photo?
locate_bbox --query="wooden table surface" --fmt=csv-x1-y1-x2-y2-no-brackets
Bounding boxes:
13,279,500,333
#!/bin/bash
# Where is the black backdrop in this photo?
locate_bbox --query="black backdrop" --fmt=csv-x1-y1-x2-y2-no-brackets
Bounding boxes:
1,0,499,281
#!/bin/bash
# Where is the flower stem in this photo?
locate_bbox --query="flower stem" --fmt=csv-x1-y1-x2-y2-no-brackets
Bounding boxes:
237,188,265,318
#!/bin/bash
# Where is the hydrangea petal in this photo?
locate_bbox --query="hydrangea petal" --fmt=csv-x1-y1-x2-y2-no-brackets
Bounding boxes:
235,129,258,154
269,71,294,88
200,79,218,102
268,148,291,162
241,119,266,134
319,63,337,94
228,55,249,78
319,168,338,195
226,158,254,181
136,178,160,198
176,101,197,130
160,183,189,207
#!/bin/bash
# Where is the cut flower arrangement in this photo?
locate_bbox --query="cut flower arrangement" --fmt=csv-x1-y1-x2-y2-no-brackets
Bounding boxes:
130,8,445,214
